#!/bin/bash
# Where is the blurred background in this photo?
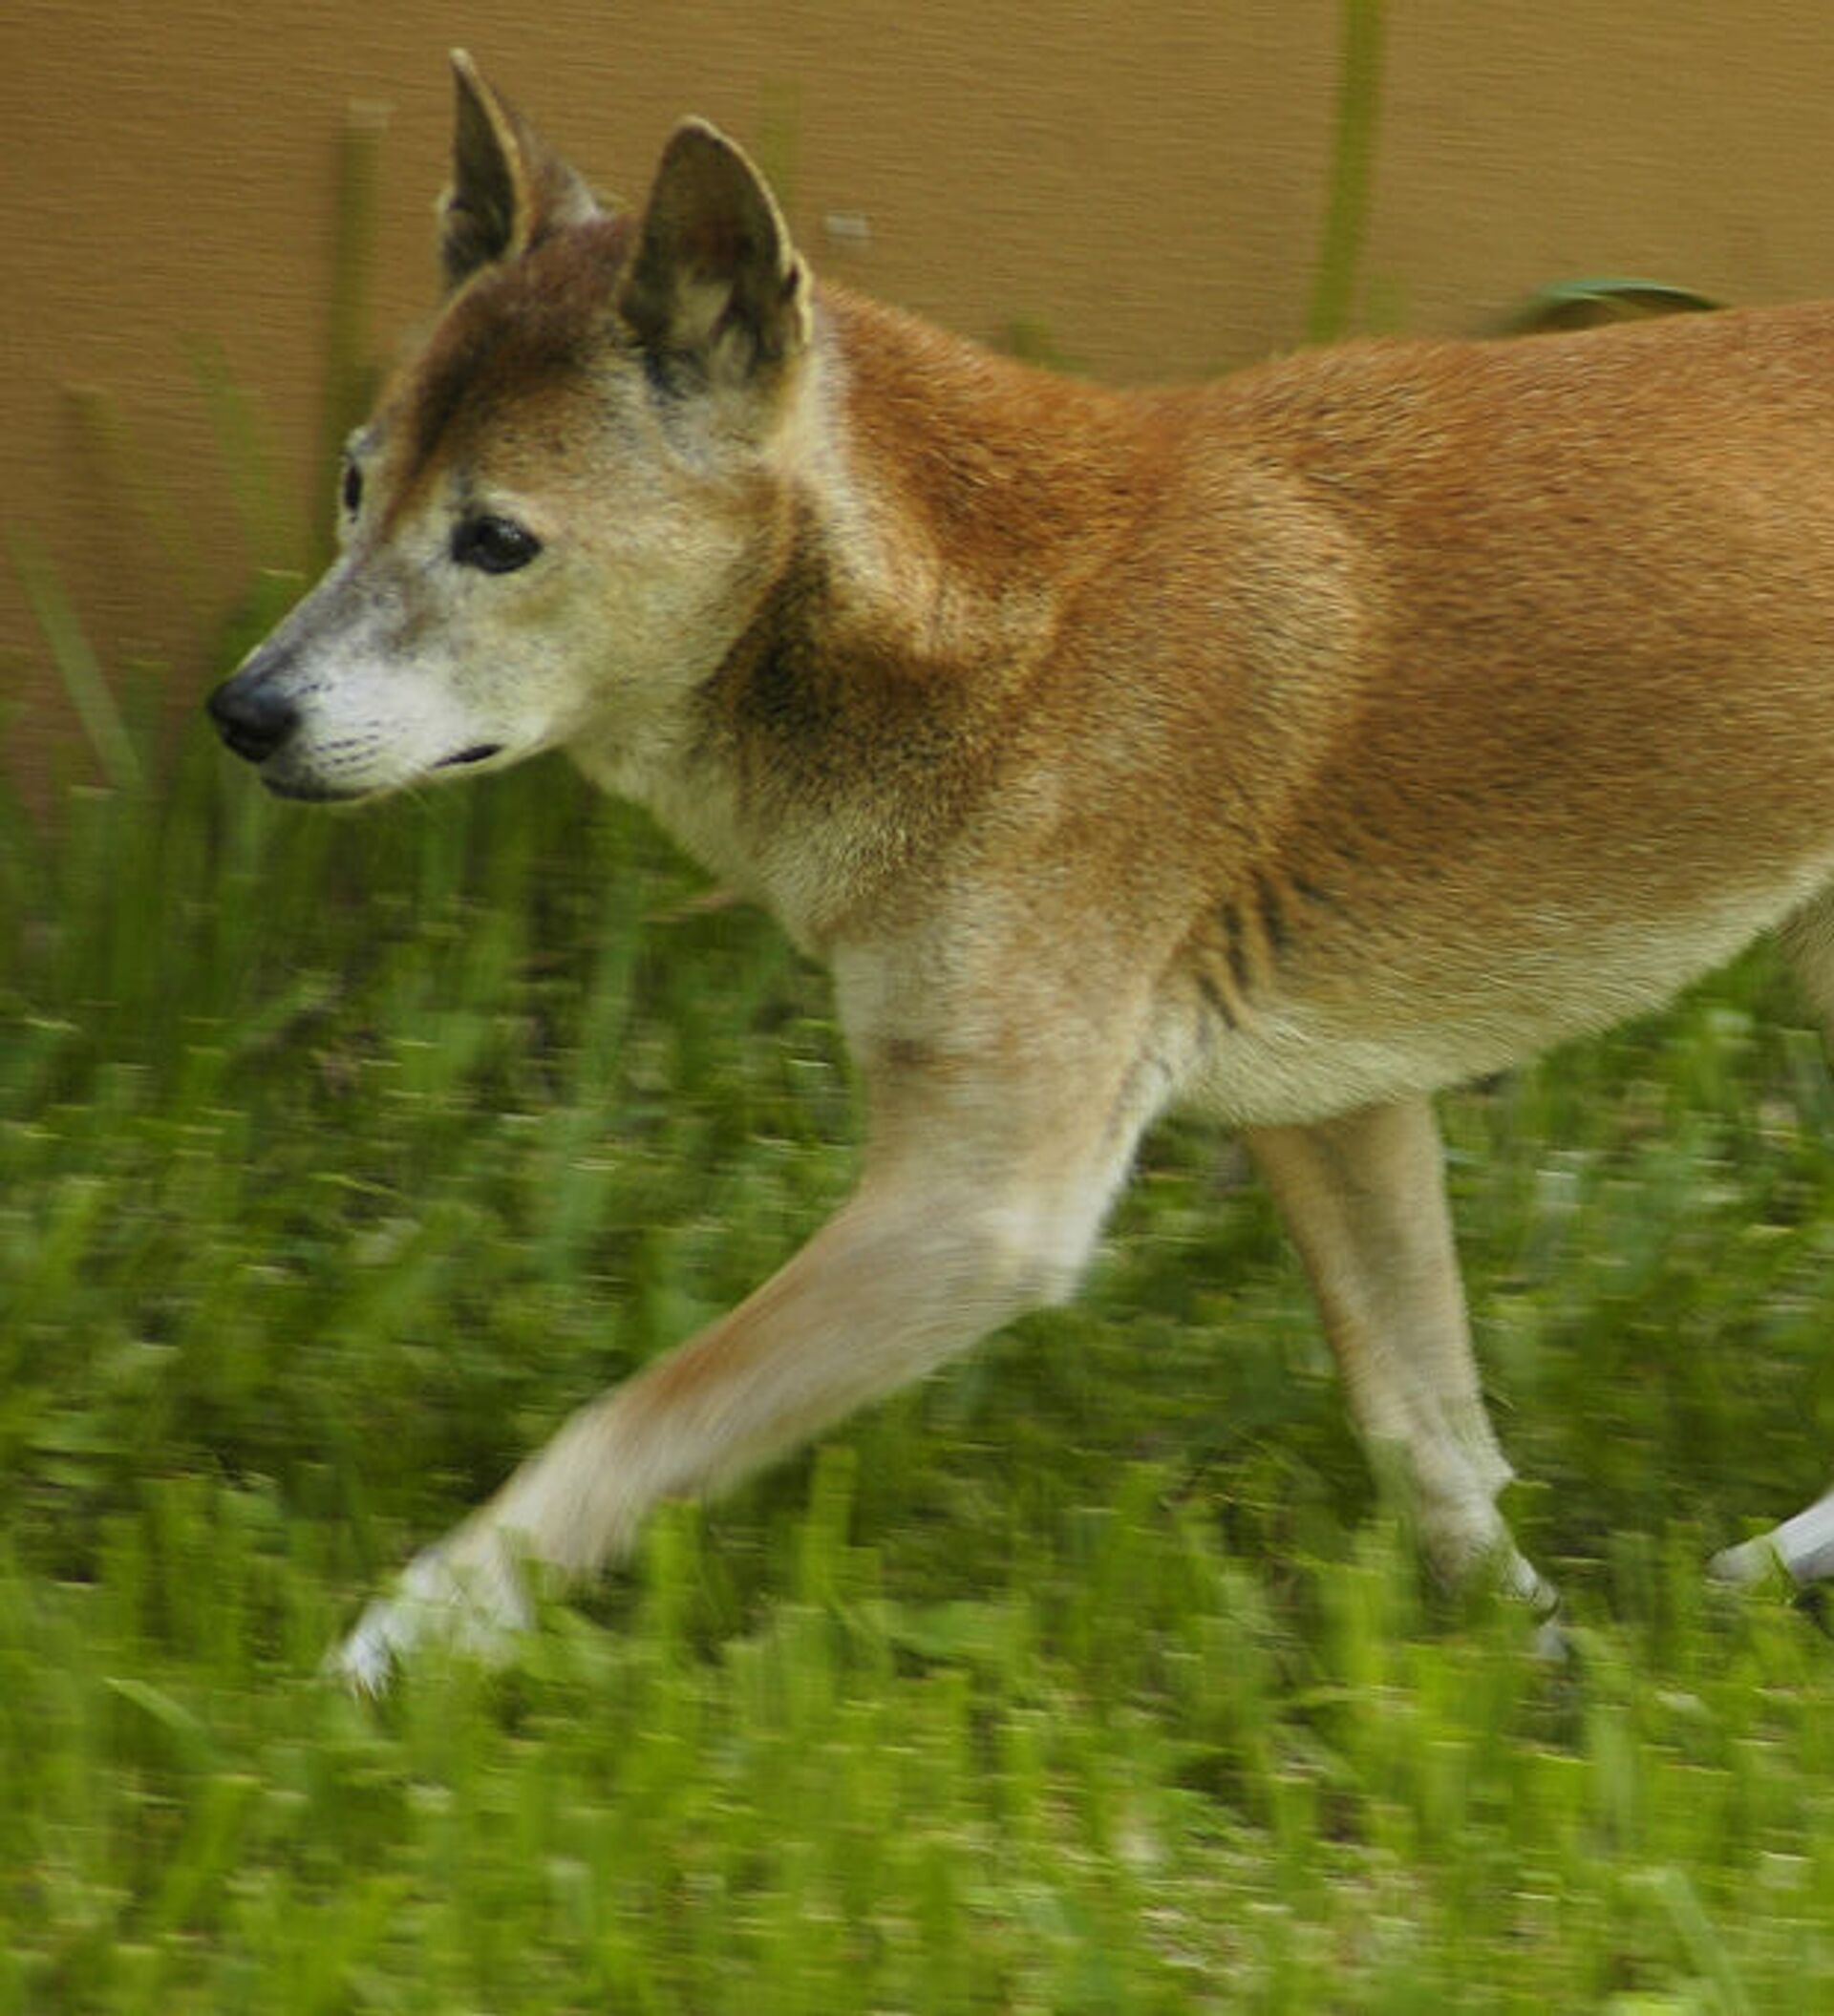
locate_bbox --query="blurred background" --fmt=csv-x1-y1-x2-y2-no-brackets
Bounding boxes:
6,0,1834,787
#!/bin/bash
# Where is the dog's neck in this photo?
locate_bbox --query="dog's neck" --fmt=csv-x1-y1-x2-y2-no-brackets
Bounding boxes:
658,289,1157,940
572,286,1152,945
802,286,1145,650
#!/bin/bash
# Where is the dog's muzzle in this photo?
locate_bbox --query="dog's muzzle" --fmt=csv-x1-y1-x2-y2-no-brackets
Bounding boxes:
207,647,300,766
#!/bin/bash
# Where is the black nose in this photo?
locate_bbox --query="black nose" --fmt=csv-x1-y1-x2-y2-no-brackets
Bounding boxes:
207,661,299,764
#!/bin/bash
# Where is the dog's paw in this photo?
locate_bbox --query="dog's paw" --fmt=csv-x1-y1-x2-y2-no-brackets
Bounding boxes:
1710,1491,1834,1592
330,1539,533,1695
1709,1534,1789,1590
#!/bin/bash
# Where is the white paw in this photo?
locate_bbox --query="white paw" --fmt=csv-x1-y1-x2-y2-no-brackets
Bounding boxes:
330,1539,534,1694
1709,1534,1789,1589
1711,1489,1834,1591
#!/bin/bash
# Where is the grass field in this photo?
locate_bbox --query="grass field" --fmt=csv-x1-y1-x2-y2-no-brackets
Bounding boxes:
3,667,1834,2015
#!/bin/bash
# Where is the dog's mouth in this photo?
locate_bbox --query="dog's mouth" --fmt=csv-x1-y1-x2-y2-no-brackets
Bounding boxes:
249,740,511,803
259,770,367,804
258,743,503,802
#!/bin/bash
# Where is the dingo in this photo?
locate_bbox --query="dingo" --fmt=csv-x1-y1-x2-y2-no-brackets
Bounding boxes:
210,54,1834,1687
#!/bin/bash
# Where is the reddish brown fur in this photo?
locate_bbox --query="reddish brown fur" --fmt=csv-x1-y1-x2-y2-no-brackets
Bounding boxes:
751,293,1834,1045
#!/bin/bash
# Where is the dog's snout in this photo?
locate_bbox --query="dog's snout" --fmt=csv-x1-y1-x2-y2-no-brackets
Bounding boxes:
208,658,300,765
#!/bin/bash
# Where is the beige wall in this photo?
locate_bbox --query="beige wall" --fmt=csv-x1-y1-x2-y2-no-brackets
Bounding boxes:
7,2,1834,780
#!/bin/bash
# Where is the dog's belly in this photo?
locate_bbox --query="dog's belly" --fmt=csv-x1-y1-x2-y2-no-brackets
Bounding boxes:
1174,862,1834,1127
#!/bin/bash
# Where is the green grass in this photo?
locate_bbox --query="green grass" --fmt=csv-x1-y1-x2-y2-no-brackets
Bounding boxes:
3,647,1834,2013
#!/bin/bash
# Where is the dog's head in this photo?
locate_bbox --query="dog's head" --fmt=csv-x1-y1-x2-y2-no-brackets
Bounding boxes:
208,53,813,802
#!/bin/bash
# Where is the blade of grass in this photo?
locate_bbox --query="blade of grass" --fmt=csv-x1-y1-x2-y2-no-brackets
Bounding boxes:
317,98,391,566
1307,0,1386,345
66,386,214,626
7,533,142,793
187,337,301,574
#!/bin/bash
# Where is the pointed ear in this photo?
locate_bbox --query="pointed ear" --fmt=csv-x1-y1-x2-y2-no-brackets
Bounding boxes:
439,50,602,288
617,119,812,388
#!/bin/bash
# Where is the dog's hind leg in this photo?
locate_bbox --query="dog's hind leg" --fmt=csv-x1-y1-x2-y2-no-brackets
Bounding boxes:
1709,884,1834,1589
1711,1494,1834,1587
1245,1096,1554,1612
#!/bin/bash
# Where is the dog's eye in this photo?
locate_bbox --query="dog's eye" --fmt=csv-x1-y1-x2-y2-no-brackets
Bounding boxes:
341,460,364,518
451,514,543,575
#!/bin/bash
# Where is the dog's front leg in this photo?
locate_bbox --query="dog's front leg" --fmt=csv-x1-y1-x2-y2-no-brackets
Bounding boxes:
334,1153,1115,1689
1245,1097,1553,1613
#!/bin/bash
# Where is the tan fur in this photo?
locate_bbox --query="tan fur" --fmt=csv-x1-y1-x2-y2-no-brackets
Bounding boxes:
209,58,1834,1686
